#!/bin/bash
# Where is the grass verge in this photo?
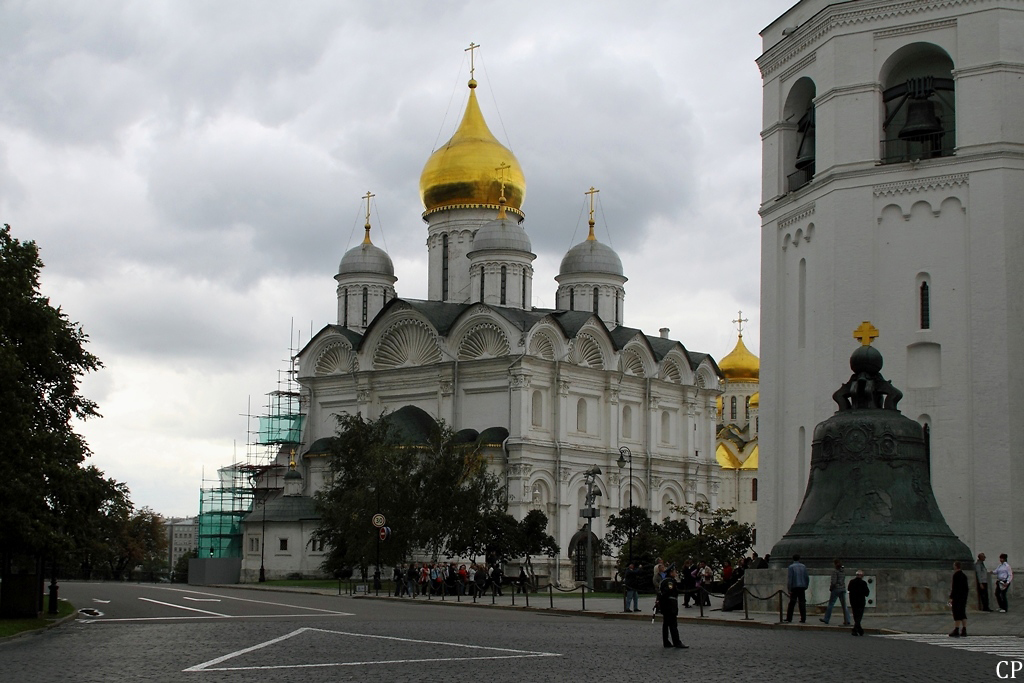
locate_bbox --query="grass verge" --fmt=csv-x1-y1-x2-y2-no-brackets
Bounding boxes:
0,598,75,638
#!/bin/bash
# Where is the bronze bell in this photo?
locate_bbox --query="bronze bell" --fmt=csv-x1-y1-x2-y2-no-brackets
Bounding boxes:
769,326,971,569
794,108,815,170
898,98,943,141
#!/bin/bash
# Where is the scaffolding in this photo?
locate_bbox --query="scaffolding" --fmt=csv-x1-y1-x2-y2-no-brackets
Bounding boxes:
198,338,306,559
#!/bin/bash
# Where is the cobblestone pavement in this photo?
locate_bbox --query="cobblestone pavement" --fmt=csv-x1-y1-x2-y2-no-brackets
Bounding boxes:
0,582,1019,682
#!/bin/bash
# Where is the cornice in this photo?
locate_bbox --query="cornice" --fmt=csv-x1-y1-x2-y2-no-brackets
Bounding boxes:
873,16,957,38
872,172,969,196
777,202,816,230
758,0,981,79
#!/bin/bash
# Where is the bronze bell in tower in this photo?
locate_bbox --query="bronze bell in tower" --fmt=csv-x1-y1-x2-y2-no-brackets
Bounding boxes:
794,107,816,170
899,97,943,141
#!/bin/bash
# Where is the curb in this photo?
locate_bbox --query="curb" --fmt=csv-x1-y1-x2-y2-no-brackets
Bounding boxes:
0,606,78,645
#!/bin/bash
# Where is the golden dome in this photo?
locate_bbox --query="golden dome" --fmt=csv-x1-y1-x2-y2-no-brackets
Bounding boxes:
749,391,759,408
716,443,741,470
719,334,759,382
740,445,759,470
419,80,526,214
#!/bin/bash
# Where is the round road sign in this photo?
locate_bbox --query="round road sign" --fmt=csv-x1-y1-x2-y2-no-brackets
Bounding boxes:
372,514,386,528
379,526,390,541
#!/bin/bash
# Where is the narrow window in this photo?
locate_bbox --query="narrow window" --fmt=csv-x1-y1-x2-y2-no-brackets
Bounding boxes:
343,289,348,327
745,396,750,420
531,390,543,427
576,398,588,433
569,288,575,311
615,294,620,325
279,538,288,552
798,258,807,348
479,266,485,302
362,286,368,326
920,281,930,329
501,266,507,305
442,234,449,301
752,478,758,502
622,405,632,439
522,273,527,310
730,396,737,420
593,287,599,314
661,411,670,444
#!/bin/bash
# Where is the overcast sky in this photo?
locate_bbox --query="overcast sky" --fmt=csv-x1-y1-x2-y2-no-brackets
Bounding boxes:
2,0,793,517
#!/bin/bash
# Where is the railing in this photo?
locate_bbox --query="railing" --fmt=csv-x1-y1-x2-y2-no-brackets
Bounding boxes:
787,166,814,193
880,128,955,165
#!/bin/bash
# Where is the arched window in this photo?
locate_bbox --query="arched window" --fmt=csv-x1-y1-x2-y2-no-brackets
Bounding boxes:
880,43,956,165
531,390,543,427
576,398,588,433
569,288,575,311
361,286,369,326
783,77,816,192
500,266,507,305
593,287,599,314
745,395,750,420
730,396,737,420
622,405,632,440
920,281,930,329
441,234,449,301
661,411,671,444
479,266,485,302
615,293,620,324
522,273,527,310
752,478,758,502
342,289,348,327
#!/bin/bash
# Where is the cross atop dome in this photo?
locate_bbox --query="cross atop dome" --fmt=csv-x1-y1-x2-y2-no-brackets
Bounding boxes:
733,310,749,337
853,321,879,346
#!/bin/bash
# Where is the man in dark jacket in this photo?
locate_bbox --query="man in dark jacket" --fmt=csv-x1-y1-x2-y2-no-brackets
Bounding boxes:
659,565,687,649
848,570,870,636
679,559,696,607
949,560,970,637
623,563,640,612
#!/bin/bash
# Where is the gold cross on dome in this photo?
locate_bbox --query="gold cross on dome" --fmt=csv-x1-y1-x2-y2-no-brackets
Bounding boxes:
732,311,748,336
362,190,375,243
853,321,879,346
465,42,479,79
585,186,599,239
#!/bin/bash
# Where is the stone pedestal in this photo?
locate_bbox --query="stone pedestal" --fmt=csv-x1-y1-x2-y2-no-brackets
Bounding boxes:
744,567,974,615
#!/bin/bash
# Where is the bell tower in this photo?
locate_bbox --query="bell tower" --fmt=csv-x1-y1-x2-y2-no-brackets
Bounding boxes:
757,0,1024,562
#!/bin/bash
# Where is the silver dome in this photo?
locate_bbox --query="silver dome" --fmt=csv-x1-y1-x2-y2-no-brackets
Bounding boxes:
559,239,623,276
470,217,532,254
338,242,395,277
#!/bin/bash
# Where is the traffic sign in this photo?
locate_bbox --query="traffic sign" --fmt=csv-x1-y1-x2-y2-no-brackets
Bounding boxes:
372,514,386,528
378,526,391,541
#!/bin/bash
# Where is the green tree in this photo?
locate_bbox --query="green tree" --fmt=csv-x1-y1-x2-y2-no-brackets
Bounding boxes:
0,224,103,611
662,502,754,572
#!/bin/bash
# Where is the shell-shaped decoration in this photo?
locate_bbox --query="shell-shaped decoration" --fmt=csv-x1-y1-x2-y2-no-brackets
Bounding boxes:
458,324,510,360
373,320,442,369
315,342,357,375
662,360,683,383
620,349,646,377
529,332,556,361
572,333,604,369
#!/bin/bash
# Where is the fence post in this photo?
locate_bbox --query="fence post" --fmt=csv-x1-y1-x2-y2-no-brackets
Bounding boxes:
511,588,515,606
549,584,554,610
491,587,496,604
581,585,586,612
699,588,704,617
525,586,529,608
778,591,783,623
743,589,751,620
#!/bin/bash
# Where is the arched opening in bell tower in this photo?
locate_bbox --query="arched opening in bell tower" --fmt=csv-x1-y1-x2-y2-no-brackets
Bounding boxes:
783,77,816,192
880,43,955,164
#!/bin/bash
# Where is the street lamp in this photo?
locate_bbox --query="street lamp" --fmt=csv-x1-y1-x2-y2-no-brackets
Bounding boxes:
581,466,603,590
616,446,633,563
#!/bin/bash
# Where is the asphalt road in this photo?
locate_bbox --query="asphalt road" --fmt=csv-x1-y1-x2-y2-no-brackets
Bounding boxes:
2,582,1017,682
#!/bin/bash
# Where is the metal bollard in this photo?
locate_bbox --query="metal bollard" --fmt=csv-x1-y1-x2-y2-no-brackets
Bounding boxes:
778,591,784,623
743,589,751,620
549,584,554,609
581,585,586,612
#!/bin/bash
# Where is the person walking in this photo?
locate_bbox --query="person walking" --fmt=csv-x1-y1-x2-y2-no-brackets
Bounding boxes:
820,558,851,625
975,553,992,612
993,554,1013,612
848,570,870,636
623,562,640,613
658,565,687,649
680,559,696,608
785,554,809,623
949,560,969,637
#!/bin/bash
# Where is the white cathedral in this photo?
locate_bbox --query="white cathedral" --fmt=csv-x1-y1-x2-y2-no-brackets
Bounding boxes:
240,69,725,583
757,0,1024,568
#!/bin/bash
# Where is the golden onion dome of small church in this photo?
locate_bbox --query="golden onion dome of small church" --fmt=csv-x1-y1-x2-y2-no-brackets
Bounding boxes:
718,311,759,382
419,55,526,215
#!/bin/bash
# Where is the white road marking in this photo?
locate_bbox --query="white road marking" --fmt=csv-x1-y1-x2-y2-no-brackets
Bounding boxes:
144,585,349,614
92,599,110,604
183,597,221,602
184,626,562,672
78,614,348,626
877,634,1024,660
139,597,229,617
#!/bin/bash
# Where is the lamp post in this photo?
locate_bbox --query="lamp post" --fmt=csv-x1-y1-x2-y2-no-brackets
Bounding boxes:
581,466,603,590
616,446,633,564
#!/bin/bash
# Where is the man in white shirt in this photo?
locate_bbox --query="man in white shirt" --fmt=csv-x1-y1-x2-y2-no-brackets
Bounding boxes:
993,554,1013,613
